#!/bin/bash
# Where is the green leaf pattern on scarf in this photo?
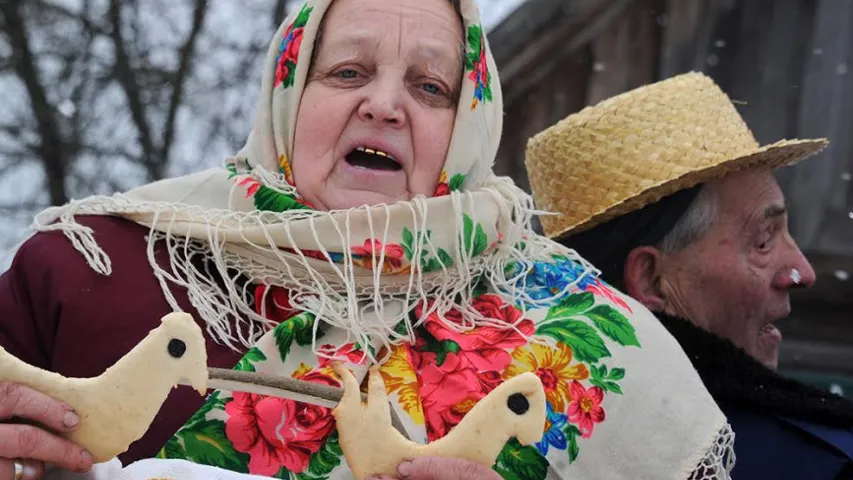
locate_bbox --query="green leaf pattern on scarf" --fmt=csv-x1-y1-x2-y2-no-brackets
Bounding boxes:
234,348,266,373
537,319,611,363
448,173,466,191
275,313,317,363
157,256,642,479
298,432,343,480
564,424,582,464
461,214,489,258
495,439,550,479
401,227,455,272
253,185,313,212
434,171,467,196
465,24,493,109
158,391,252,474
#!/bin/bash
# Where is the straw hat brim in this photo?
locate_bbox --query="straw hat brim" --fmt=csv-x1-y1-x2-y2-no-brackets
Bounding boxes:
548,137,829,240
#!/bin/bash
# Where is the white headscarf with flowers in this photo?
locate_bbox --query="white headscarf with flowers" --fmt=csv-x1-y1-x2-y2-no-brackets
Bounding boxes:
35,0,517,353
34,0,734,479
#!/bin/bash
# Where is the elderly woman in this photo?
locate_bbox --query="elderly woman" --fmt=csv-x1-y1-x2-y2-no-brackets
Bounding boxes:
1,1,732,479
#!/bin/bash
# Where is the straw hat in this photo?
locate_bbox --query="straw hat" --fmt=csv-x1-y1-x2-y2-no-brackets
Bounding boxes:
525,71,829,240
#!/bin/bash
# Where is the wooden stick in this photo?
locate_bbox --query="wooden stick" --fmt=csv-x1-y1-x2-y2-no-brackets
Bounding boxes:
207,367,358,405
204,367,410,438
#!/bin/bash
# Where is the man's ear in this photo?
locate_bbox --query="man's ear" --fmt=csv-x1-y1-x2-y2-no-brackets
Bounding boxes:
623,246,667,312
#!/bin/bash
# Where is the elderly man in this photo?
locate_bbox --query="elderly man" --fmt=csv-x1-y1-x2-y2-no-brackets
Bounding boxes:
526,72,853,479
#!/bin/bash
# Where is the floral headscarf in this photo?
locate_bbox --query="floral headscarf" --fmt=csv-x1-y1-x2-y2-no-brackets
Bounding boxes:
35,1,734,479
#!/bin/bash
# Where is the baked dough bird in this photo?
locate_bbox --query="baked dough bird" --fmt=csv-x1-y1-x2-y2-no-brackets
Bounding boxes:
0,312,209,463
331,362,547,479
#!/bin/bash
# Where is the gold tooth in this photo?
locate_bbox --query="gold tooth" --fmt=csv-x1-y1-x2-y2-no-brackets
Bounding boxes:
375,150,387,157
364,148,375,155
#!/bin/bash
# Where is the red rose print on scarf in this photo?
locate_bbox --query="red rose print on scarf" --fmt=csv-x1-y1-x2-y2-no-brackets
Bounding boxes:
433,182,451,197
411,295,534,440
275,26,304,87
420,294,534,371
317,343,369,368
238,176,261,197
351,239,408,274
412,349,503,441
224,368,338,475
254,285,298,325
273,4,312,89
433,170,451,197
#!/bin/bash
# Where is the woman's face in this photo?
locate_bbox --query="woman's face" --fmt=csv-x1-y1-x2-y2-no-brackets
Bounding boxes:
291,0,463,211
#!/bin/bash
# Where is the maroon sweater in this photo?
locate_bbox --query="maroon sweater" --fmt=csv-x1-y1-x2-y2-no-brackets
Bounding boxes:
0,215,245,464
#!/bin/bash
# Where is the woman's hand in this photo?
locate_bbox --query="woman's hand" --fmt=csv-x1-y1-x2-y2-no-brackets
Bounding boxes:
0,382,93,479
367,457,503,480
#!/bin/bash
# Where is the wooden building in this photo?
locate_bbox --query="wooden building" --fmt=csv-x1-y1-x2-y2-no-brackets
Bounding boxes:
488,0,853,390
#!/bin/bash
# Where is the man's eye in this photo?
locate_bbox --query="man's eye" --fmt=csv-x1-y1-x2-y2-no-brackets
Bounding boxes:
756,234,773,252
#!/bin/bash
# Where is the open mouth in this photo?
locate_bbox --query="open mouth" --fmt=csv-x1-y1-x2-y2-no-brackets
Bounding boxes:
759,323,783,343
345,146,402,171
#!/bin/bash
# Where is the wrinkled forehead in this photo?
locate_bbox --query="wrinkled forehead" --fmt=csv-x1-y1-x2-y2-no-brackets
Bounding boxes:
316,0,463,30
707,167,787,226
310,0,465,66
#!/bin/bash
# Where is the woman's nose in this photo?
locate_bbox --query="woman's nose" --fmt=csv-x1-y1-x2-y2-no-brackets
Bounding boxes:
357,80,406,128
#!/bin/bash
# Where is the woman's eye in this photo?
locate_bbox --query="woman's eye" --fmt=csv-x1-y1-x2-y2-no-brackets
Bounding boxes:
421,82,442,95
336,69,359,79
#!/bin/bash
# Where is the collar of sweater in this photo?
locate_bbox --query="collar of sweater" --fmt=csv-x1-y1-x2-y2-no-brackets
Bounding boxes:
655,312,853,427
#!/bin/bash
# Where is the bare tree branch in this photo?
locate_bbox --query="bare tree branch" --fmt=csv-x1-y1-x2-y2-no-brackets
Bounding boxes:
28,0,109,36
107,0,157,175
160,0,208,171
78,144,142,162
0,0,69,205
0,0,284,248
273,0,288,26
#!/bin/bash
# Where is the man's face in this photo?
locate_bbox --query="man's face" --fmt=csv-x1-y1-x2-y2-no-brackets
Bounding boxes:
659,168,815,370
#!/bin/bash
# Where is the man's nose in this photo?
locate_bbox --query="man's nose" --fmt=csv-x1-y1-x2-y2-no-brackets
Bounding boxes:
774,236,816,289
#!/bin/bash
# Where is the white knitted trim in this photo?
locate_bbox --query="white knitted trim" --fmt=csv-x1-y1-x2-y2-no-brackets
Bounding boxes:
29,175,599,363
688,423,736,480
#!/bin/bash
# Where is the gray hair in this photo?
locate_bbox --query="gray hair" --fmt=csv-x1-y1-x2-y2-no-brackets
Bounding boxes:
657,185,717,253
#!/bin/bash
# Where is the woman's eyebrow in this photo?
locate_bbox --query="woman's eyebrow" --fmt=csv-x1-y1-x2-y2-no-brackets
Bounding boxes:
409,56,458,79
410,42,463,73
318,33,377,58
317,32,462,76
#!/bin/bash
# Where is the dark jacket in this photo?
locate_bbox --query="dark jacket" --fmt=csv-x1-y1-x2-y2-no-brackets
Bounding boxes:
0,216,245,463
658,314,853,480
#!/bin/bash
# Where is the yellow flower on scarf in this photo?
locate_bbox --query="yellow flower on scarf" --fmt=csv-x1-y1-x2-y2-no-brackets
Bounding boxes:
279,154,294,184
380,344,425,425
293,362,316,379
504,342,589,413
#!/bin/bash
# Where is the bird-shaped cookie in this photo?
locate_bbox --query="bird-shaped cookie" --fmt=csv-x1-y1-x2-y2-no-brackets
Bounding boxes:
330,362,547,480
0,312,209,463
